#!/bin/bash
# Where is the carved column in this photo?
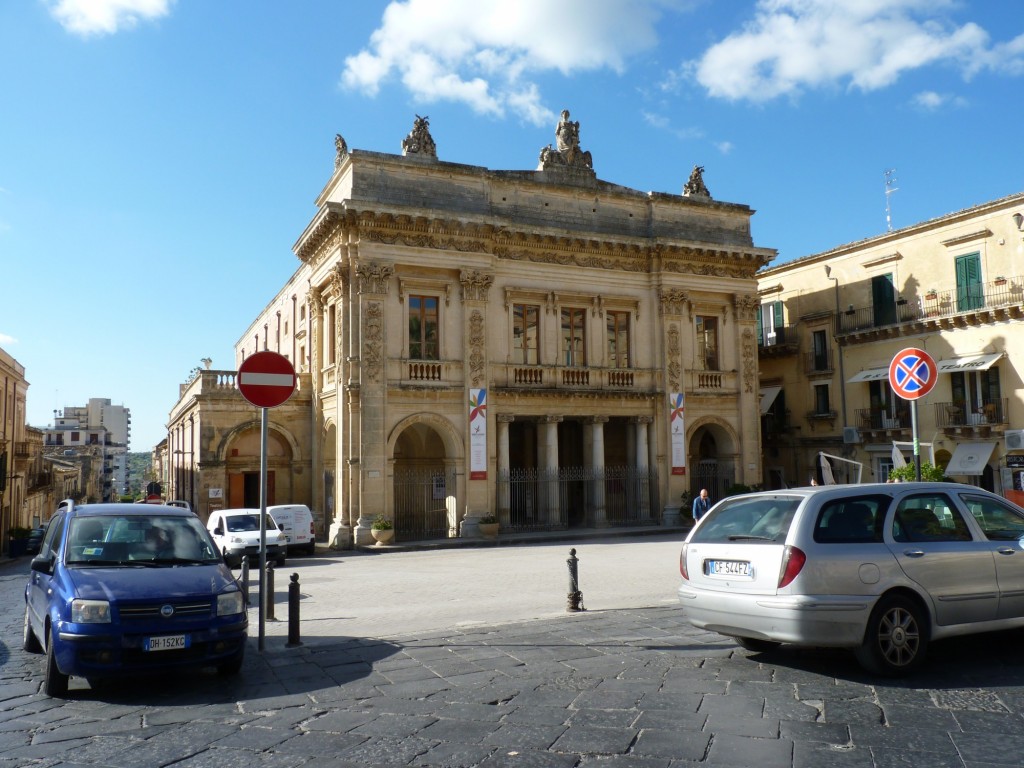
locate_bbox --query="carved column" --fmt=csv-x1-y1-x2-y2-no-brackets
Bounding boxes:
460,269,493,528
633,416,652,520
586,415,609,527
734,293,761,488
328,261,351,549
659,288,690,525
352,260,394,546
496,414,514,525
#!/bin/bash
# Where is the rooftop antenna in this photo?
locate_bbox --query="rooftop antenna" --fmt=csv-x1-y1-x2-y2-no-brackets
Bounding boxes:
884,168,898,232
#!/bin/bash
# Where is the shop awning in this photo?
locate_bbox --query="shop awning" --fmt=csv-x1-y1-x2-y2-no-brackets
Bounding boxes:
759,386,782,415
944,442,996,476
936,352,1004,374
847,367,889,383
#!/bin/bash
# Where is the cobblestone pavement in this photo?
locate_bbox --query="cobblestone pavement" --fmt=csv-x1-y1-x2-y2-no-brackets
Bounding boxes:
3,539,1024,767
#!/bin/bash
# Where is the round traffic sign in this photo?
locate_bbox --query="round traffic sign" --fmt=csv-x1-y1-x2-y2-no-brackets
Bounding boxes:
888,348,937,401
237,351,296,408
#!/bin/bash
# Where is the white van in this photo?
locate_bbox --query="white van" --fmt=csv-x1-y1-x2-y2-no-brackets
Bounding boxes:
207,508,287,567
267,504,316,555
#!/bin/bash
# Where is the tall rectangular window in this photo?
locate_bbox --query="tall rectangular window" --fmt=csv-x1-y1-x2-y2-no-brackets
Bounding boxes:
561,307,586,367
955,252,983,311
814,384,831,415
812,329,829,371
513,304,539,365
606,311,630,368
757,301,783,346
409,295,439,360
696,316,718,371
327,304,336,365
871,273,896,326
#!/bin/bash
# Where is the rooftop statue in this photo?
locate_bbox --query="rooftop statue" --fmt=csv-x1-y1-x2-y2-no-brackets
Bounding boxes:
402,114,437,158
682,165,712,199
538,109,593,172
334,133,349,169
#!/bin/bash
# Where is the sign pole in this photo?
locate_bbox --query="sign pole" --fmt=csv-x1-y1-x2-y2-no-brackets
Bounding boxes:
258,406,268,652
911,399,921,482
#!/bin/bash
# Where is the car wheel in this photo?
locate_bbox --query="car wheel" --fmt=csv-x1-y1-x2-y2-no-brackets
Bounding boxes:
275,554,286,567
44,629,69,698
217,649,244,677
734,636,781,653
306,541,316,556
22,605,41,654
854,594,928,676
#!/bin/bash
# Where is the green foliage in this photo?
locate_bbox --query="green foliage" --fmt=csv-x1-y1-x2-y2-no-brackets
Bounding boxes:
724,483,761,497
888,462,945,482
8,526,31,539
478,514,497,524
371,515,393,531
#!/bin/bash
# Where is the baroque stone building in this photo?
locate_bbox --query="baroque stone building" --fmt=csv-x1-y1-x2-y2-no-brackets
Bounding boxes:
169,114,774,545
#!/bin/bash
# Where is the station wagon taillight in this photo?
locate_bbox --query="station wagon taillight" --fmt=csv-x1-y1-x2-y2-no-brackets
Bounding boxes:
679,544,689,580
778,545,806,588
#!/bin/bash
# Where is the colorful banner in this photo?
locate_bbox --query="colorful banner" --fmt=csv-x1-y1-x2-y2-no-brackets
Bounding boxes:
470,388,487,479
670,392,686,475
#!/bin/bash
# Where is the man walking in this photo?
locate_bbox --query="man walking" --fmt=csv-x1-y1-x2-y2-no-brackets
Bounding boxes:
692,488,711,521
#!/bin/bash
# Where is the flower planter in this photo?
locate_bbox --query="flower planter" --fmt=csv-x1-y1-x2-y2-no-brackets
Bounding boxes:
370,528,394,546
478,522,499,538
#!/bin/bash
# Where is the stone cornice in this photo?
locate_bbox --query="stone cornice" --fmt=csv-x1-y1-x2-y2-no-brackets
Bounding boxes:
294,208,773,278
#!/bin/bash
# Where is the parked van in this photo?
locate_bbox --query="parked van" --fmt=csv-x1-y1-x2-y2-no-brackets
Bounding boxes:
207,509,287,567
267,504,316,555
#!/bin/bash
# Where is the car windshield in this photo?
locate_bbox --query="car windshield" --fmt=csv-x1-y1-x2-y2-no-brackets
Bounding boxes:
225,514,276,532
66,514,221,565
691,495,802,543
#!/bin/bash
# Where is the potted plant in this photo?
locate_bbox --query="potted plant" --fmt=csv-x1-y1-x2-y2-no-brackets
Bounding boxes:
994,275,1007,286
370,515,394,546
924,288,938,301
478,514,499,538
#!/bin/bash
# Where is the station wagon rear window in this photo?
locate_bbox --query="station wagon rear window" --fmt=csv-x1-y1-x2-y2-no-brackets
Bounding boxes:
691,495,801,543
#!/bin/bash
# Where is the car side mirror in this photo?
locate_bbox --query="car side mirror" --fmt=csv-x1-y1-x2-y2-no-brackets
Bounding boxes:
30,554,53,574
213,526,223,536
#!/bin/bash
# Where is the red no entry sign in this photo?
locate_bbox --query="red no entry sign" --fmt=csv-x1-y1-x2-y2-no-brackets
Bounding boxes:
237,351,296,408
889,348,937,401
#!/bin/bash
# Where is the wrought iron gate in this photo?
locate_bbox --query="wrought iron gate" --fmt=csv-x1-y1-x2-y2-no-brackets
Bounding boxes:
393,467,455,541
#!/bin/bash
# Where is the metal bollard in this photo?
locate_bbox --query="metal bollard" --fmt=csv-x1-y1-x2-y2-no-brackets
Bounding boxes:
240,555,250,606
567,547,584,612
286,573,303,648
265,562,276,621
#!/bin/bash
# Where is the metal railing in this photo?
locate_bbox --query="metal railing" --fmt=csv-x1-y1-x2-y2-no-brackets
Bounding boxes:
839,275,1023,334
804,350,834,374
856,401,911,430
393,467,456,541
933,398,1008,428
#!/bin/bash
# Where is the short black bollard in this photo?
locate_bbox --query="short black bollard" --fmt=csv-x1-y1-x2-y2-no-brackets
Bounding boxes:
567,547,584,612
240,555,250,606
286,573,303,648
265,562,276,621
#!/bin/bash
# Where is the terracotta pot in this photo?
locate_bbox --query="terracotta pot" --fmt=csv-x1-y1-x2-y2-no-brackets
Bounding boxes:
478,522,499,538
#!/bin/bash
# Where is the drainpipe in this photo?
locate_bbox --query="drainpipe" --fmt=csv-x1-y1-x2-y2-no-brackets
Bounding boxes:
825,267,848,430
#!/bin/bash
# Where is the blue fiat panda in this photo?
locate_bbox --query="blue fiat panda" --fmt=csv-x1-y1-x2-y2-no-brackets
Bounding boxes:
23,502,248,696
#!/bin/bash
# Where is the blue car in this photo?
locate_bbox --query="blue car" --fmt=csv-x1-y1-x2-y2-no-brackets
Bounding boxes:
23,503,248,697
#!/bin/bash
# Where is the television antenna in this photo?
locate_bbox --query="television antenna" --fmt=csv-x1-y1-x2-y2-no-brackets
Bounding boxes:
884,168,898,232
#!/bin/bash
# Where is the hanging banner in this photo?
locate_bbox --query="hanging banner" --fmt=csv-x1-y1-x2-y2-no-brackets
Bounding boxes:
670,392,686,475
469,388,487,479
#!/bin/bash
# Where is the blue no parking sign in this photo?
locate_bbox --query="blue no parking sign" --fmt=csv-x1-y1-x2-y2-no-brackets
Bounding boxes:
888,348,937,400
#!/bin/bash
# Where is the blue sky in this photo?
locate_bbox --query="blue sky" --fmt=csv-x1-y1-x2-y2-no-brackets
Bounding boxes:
2,0,1022,451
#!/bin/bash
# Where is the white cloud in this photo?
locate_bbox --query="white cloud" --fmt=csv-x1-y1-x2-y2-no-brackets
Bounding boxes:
715,141,734,155
912,90,967,110
688,0,1018,103
0,333,17,346
47,0,173,37
342,0,669,125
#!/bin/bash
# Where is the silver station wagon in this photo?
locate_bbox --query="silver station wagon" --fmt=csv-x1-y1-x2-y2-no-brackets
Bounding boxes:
677,482,1024,675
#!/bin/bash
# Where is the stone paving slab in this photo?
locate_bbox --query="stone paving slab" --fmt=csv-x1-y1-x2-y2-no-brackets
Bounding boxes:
5,544,1024,767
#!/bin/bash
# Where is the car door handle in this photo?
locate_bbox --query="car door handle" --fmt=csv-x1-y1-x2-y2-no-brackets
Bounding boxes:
903,549,926,557
997,547,1017,555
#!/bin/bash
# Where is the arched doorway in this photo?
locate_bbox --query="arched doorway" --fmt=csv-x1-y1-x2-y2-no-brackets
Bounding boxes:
689,421,738,504
225,426,295,508
392,421,456,540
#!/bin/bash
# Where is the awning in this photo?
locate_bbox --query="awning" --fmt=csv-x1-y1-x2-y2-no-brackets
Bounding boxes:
936,352,1004,374
847,367,889,383
759,386,782,415
944,442,997,476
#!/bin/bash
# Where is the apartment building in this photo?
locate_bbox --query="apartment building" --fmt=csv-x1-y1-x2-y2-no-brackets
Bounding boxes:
757,192,1024,505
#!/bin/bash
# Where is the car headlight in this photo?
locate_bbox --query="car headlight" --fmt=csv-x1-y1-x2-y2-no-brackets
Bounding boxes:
217,591,244,616
229,536,247,545
276,533,287,543
71,599,111,623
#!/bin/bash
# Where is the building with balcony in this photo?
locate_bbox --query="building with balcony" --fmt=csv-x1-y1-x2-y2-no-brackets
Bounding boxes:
1,346,30,548
166,114,775,544
44,398,131,502
757,191,1024,503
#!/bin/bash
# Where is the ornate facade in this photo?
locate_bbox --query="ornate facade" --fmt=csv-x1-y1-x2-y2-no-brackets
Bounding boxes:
169,114,774,545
